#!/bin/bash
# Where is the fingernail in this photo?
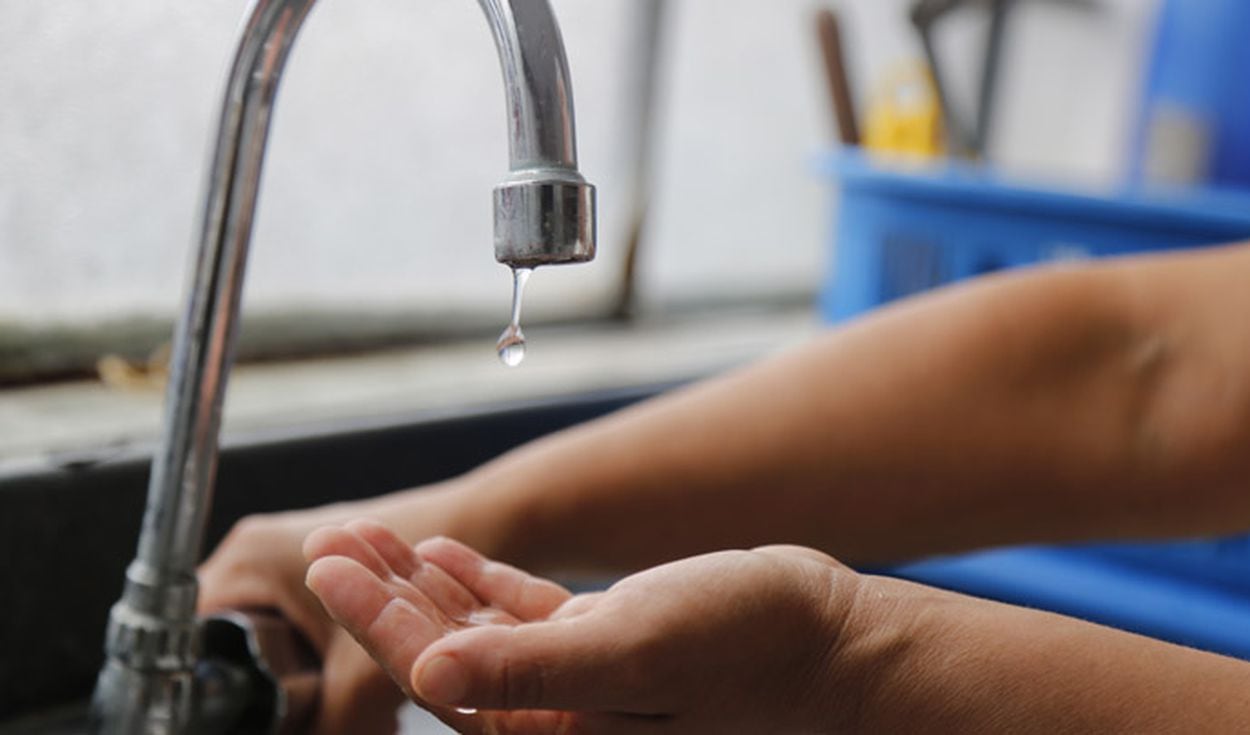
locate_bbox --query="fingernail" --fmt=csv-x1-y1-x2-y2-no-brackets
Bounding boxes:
304,559,329,594
415,655,469,705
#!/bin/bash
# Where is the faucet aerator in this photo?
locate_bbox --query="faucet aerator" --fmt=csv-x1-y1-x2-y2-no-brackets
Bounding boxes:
494,171,596,268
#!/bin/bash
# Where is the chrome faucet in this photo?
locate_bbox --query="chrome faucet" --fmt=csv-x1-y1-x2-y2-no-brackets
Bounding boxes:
89,0,595,731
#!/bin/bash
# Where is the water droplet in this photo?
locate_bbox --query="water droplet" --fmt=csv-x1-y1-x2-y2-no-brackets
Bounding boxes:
496,267,532,367
496,327,526,367
455,707,478,716
467,609,504,626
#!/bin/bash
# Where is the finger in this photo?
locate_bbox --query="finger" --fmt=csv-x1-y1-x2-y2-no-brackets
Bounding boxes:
303,525,392,580
410,619,661,714
316,656,481,735
312,638,403,735
346,519,420,578
344,526,487,621
328,525,496,623
484,710,674,735
752,544,853,572
197,565,336,655
547,591,605,621
412,561,494,624
416,537,572,621
572,712,681,735
306,557,445,684
307,542,465,635
305,556,494,733
304,561,483,735
196,562,275,613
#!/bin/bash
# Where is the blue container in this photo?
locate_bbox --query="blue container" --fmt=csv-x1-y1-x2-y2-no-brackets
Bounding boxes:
823,151,1250,320
1132,0,1250,188
821,151,1250,659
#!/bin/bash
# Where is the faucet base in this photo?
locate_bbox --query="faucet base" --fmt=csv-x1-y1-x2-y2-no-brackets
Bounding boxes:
89,659,196,735
90,610,316,735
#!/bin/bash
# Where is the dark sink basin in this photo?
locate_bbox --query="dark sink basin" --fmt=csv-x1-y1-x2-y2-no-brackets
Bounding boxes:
0,702,87,735
0,384,665,726
9,377,1246,728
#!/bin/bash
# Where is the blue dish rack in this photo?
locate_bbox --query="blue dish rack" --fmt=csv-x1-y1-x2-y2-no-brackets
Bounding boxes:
820,150,1250,659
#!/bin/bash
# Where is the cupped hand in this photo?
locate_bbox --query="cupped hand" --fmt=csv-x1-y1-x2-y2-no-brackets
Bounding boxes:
197,490,463,734
306,524,865,734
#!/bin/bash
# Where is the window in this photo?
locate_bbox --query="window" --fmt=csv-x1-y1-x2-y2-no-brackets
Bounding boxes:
0,0,1149,465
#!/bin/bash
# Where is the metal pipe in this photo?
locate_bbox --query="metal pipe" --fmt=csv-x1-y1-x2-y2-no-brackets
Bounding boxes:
91,0,595,731
611,0,667,319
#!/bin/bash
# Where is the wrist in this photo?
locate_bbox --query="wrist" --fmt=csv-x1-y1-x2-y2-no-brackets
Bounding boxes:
452,465,549,568
805,573,937,734
375,471,533,565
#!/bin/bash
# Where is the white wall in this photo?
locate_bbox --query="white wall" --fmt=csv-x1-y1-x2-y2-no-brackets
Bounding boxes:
0,0,1158,327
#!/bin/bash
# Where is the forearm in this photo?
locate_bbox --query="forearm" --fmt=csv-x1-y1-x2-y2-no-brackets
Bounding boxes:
839,575,1250,732
392,245,1250,574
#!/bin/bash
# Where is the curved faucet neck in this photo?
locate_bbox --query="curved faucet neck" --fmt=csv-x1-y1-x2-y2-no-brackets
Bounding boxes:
91,1,595,732
480,0,580,170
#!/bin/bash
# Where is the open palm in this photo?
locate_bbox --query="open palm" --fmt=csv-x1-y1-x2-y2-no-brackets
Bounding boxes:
306,521,854,734
303,520,588,734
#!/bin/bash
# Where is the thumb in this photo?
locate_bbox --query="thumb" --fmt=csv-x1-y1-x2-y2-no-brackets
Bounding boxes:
410,619,657,715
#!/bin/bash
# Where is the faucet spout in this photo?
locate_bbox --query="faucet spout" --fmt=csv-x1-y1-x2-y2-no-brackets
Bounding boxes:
90,1,594,732
483,0,597,267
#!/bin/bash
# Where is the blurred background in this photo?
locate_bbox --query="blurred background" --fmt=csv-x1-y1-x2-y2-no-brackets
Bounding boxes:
2,0,1200,458
0,0,1161,366
5,1,1250,730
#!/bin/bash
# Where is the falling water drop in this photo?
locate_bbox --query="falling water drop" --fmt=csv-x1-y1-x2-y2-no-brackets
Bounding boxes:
497,328,526,367
496,267,532,367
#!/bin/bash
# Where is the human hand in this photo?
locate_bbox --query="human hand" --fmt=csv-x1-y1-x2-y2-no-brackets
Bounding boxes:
305,524,865,734
197,489,464,734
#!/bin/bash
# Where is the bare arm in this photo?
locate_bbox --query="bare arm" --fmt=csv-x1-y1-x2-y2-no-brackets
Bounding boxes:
415,242,1250,573
844,572,1250,732
304,524,1250,734
201,242,1250,732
